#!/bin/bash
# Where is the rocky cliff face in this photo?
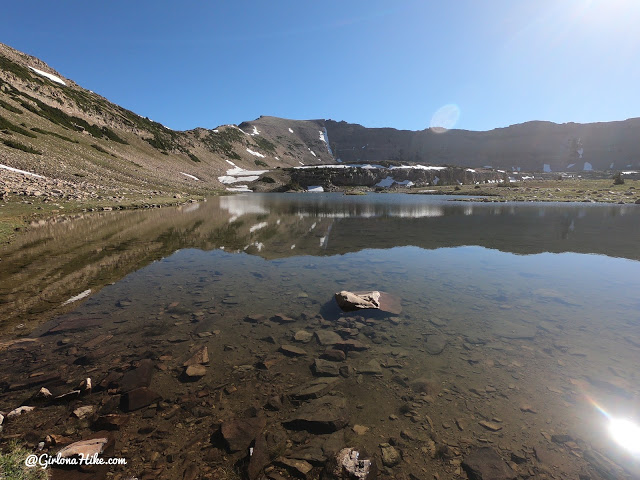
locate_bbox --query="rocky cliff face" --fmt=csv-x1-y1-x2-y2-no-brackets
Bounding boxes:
290,165,506,189
323,119,640,173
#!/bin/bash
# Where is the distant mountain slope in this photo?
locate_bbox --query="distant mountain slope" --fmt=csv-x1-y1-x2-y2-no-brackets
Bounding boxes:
1,41,638,199
323,118,640,173
0,43,333,195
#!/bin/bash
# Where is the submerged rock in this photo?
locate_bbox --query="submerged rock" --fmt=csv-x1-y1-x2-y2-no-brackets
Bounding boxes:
284,395,349,433
329,447,376,479
312,358,340,377
220,417,266,452
379,443,401,467
279,344,307,357
462,447,515,480
58,437,109,459
183,345,209,366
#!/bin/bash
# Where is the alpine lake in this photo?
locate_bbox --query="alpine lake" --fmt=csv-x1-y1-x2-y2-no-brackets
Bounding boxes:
1,193,640,480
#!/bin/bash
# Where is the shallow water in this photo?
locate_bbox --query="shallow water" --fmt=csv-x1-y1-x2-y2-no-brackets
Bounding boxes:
1,193,640,479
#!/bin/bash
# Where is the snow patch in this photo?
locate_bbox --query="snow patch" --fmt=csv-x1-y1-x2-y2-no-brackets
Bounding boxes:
180,172,199,181
622,171,639,174
249,222,268,233
543,164,552,173
610,162,615,169
226,160,238,167
0,164,44,178
288,128,294,133
566,164,575,169
28,66,66,85
390,165,446,171
251,126,259,136
323,127,333,155
62,289,91,306
583,162,593,171
246,148,265,158
307,186,324,192
375,176,414,188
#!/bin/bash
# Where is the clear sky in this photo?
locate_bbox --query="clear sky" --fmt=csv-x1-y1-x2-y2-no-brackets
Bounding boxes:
3,0,640,132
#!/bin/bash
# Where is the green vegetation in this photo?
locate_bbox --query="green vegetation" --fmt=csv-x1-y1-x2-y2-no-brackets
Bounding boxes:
0,441,50,480
91,143,109,153
613,171,625,185
0,114,37,138
254,159,268,167
0,55,40,84
202,128,245,160
0,98,23,114
253,136,276,154
260,176,275,183
5,88,128,144
1,138,42,154
30,127,78,143
188,153,201,162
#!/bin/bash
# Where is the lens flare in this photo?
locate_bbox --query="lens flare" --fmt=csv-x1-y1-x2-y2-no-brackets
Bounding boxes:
429,104,460,133
609,418,640,454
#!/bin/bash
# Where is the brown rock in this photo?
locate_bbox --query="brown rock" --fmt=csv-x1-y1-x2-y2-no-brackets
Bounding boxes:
462,447,515,480
121,387,161,412
183,345,209,366
220,417,267,452
279,344,307,357
119,359,154,392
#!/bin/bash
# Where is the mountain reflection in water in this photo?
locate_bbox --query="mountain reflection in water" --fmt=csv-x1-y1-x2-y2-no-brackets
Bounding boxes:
1,193,639,478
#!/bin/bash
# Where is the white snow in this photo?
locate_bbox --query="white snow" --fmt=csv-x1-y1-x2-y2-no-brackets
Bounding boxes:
226,186,252,192
62,289,91,306
610,162,615,169
290,244,296,250
522,176,534,180
390,165,447,171
226,160,238,167
567,164,575,169
319,130,326,142
274,156,279,161
543,164,552,173
180,172,199,181
251,126,260,136
307,186,324,192
219,175,260,184
319,236,327,247
0,164,44,178
309,149,317,157
322,127,333,155
622,171,638,174
375,176,414,188
466,168,476,172
433,176,440,185
583,162,593,171
213,129,219,133
577,148,584,159
246,148,265,158
299,161,304,165
483,165,493,168
28,66,66,85
249,222,268,233
288,128,294,133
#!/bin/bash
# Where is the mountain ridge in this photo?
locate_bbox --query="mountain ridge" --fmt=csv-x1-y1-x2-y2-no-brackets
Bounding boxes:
1,41,639,201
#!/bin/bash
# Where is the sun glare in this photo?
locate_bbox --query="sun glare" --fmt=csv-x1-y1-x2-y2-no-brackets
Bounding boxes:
608,418,640,455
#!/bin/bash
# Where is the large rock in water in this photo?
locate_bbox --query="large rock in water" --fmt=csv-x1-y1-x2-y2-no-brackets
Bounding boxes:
462,447,515,480
284,395,349,433
220,417,267,452
334,291,402,315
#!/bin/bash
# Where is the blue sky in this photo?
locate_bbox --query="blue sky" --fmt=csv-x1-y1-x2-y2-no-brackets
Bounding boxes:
3,0,640,132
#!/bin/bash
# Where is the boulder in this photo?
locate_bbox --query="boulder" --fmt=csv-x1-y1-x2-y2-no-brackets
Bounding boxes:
58,437,109,458
335,291,380,311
